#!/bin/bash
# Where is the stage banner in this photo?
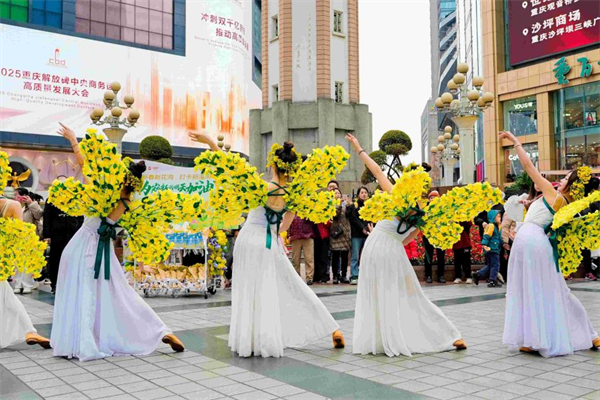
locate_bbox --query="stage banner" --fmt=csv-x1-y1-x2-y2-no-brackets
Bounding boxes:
136,160,214,200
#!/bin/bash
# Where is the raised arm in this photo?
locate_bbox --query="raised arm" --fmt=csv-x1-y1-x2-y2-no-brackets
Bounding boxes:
499,131,557,203
345,133,393,193
189,131,220,152
58,123,84,168
280,210,296,233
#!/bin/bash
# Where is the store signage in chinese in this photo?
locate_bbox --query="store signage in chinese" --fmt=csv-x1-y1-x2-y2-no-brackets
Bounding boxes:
513,101,534,110
200,13,249,51
553,56,599,84
507,0,600,66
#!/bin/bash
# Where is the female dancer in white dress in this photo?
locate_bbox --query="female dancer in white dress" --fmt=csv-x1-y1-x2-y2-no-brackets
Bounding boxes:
346,134,466,357
190,132,345,358
0,196,51,349
50,124,184,361
500,131,600,357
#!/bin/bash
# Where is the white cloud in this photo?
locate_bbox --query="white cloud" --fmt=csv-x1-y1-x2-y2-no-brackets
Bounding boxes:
359,0,431,165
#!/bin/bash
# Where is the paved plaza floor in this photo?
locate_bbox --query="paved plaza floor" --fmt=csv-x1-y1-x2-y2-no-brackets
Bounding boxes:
2,280,600,400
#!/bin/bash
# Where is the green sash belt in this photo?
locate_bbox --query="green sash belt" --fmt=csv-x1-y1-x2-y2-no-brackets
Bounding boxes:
264,207,286,249
397,207,425,235
542,198,560,274
94,217,117,280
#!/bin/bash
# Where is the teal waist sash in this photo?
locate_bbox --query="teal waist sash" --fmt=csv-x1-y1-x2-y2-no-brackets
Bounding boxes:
94,217,118,280
264,207,287,249
542,198,560,273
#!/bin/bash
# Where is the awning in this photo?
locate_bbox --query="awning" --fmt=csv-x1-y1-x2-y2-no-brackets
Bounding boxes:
541,169,600,175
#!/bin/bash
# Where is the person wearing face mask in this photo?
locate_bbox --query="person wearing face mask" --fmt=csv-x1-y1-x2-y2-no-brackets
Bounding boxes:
499,130,599,357
42,176,84,294
347,186,372,285
12,187,43,294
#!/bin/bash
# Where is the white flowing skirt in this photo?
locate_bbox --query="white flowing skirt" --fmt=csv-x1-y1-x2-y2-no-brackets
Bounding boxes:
503,222,598,357
228,208,339,358
0,281,36,348
353,220,461,357
51,217,170,361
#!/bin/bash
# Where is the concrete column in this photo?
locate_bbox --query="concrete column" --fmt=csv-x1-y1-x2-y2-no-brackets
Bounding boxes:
317,98,335,146
442,158,456,186
249,109,262,168
272,101,289,145
452,115,478,185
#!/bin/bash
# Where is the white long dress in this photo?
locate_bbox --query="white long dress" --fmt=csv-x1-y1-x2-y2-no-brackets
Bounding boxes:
503,198,598,357
228,207,339,358
0,199,38,348
353,219,461,357
0,281,37,348
51,217,171,361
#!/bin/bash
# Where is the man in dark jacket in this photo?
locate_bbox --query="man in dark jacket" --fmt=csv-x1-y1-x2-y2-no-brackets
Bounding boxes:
347,187,371,285
43,188,83,293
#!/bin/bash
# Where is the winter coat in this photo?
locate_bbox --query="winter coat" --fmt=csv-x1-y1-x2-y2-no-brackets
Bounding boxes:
453,221,472,250
289,217,315,241
330,203,351,251
347,200,369,239
42,202,83,241
482,210,502,254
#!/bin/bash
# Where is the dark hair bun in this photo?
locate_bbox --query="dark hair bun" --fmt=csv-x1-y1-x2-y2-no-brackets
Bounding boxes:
282,142,294,153
128,160,147,179
421,162,432,172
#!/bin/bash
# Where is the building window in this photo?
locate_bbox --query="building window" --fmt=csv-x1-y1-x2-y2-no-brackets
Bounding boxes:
29,0,62,28
503,95,537,137
335,81,343,103
271,14,278,39
75,0,174,50
555,81,600,169
272,84,279,101
333,10,343,34
252,0,262,88
505,143,539,182
0,0,28,22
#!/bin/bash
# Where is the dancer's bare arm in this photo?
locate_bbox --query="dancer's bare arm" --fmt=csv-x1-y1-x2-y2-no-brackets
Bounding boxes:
346,133,393,193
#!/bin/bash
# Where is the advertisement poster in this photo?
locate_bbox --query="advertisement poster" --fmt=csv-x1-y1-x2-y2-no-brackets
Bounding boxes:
0,1,261,154
507,0,600,66
136,160,214,200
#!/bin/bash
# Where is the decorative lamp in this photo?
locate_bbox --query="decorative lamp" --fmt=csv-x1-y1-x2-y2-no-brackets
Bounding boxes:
444,131,452,140
473,76,484,88
441,92,453,105
111,107,123,117
437,143,445,151
435,97,444,108
450,143,459,151
444,126,452,133
110,81,121,93
438,135,446,143
467,90,480,102
453,134,460,142
482,92,494,104
457,63,469,74
431,146,439,153
453,73,466,85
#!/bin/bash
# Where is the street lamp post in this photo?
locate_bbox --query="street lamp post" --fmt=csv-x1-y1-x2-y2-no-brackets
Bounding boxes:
89,81,140,154
434,63,494,184
431,126,461,187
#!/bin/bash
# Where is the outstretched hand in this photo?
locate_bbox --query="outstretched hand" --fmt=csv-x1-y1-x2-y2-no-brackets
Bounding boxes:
189,130,214,145
345,133,363,153
57,122,77,143
499,131,518,144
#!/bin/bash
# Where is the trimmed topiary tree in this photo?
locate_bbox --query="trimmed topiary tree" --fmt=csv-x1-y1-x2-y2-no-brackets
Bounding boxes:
361,130,413,185
139,136,173,164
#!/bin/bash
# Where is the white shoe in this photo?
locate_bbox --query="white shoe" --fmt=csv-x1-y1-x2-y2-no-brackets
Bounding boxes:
43,279,51,286
466,278,473,284
13,288,21,294
22,288,32,294
453,278,462,284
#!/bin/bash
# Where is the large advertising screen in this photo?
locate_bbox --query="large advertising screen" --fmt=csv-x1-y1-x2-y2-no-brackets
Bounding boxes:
507,0,600,66
0,1,261,154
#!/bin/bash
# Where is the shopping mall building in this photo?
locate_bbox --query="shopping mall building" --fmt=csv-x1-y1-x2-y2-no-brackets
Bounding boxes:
482,0,600,186
0,0,261,195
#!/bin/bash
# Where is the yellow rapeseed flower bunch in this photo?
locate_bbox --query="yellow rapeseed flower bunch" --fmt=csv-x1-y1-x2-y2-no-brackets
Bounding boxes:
195,151,268,225
552,191,600,230
286,145,349,223
557,213,600,276
120,191,204,265
360,166,431,223
207,228,228,277
0,218,47,281
422,182,503,249
0,149,11,195
48,129,127,217
570,166,591,201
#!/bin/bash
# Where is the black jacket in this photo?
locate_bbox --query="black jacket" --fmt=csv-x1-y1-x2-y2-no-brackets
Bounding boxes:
42,203,83,241
347,200,369,239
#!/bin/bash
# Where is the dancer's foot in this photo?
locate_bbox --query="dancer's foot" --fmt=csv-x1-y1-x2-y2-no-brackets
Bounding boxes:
332,330,345,349
453,339,467,350
163,334,185,352
592,337,600,349
519,346,536,353
25,333,51,349
13,288,21,294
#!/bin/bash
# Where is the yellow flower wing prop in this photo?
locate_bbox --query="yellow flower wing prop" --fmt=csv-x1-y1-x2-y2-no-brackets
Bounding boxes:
285,145,350,223
0,218,47,281
48,130,126,217
194,151,268,225
422,183,504,250
0,149,11,195
119,191,205,265
552,191,600,276
360,167,431,223
207,229,229,277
